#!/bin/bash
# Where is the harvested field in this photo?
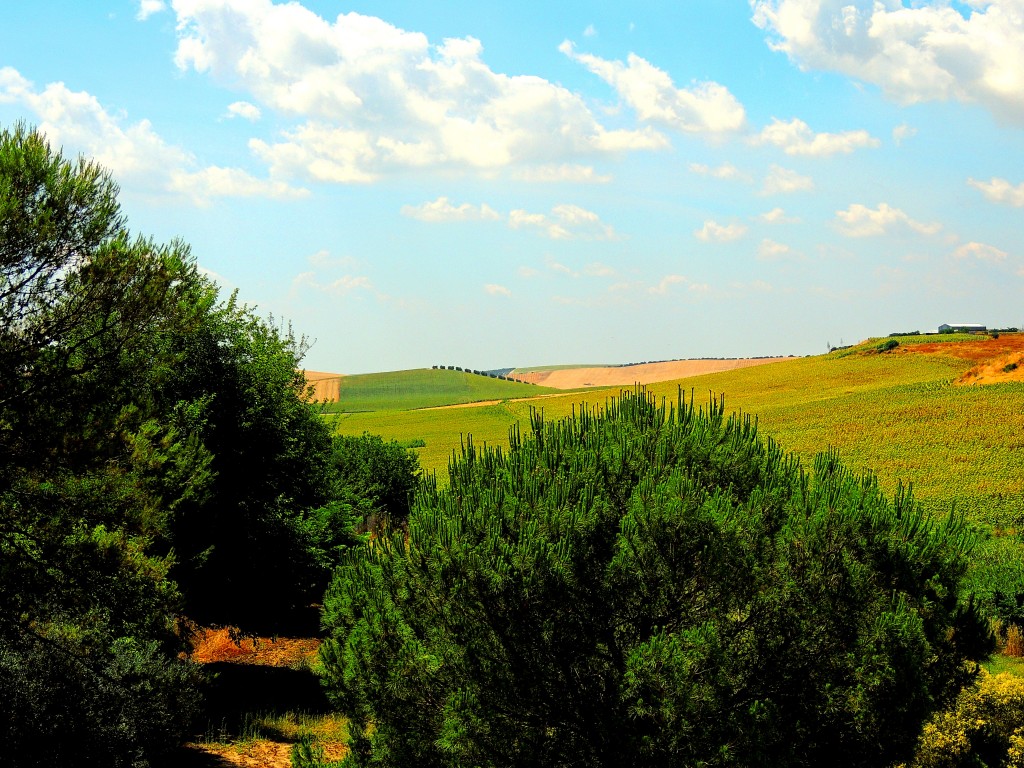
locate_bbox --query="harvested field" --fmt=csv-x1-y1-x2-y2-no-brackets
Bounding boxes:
510,357,789,389
302,370,344,402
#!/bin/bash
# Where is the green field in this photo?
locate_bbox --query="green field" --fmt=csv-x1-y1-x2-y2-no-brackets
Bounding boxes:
320,367,566,413
328,337,1024,525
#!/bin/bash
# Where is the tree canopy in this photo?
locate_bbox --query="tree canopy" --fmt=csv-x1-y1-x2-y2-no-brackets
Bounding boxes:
0,123,349,765
317,388,992,768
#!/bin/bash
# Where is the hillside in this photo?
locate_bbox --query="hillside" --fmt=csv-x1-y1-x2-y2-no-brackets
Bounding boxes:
509,356,788,388
328,334,1024,525
317,367,565,412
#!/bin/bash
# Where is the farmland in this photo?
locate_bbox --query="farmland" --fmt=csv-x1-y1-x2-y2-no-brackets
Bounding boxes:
318,367,566,413
328,334,1024,525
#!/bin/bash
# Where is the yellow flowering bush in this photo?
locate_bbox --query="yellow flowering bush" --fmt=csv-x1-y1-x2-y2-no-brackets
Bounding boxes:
906,670,1024,768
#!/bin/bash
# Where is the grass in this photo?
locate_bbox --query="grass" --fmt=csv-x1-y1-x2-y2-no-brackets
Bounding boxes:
982,654,1024,678
328,337,1024,529
319,367,563,412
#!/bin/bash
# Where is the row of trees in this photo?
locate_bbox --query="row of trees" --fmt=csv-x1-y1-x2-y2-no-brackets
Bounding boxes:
0,124,419,766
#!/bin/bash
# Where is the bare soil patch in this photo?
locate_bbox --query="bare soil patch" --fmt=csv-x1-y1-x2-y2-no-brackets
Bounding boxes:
894,334,1024,386
511,357,789,389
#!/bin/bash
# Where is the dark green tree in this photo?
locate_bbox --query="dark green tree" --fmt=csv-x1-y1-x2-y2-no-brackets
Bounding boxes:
0,123,349,765
0,123,206,767
153,297,342,633
331,432,421,531
316,389,992,768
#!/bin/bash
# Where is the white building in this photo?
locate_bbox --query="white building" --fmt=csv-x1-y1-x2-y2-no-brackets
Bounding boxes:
936,323,986,333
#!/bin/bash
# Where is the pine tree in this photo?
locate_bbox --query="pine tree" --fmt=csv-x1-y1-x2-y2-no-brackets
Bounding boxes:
316,388,991,768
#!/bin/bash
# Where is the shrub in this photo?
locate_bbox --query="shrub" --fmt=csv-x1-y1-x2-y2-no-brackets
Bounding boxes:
317,389,991,768
904,670,1024,768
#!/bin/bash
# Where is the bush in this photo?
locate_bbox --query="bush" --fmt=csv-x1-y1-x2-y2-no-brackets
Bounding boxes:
904,670,1024,768
317,389,991,768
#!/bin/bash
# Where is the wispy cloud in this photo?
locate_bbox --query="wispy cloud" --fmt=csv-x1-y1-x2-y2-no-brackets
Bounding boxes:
953,242,1008,261
695,220,748,242
226,101,261,121
401,197,501,222
689,162,749,181
561,41,746,133
754,117,879,156
484,283,512,297
892,123,917,146
762,164,813,195
514,164,612,184
758,238,793,260
649,274,687,294
968,177,1024,207
757,207,800,224
835,203,942,238
510,204,616,240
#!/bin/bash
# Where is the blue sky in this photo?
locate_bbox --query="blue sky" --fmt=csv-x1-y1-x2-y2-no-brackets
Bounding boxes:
2,1,1022,372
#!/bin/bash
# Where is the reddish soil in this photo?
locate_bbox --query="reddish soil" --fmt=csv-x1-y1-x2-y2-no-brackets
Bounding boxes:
895,333,1024,386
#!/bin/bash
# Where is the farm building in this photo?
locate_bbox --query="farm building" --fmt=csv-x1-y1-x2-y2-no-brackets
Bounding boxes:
937,323,987,333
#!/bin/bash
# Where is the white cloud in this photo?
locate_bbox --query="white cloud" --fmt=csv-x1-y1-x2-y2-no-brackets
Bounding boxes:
695,220,748,242
751,0,1024,125
758,238,792,260
968,177,1024,207
762,164,814,195
226,100,261,121
953,241,1008,261
0,66,303,204
757,206,800,223
547,260,578,277
689,162,749,181
892,123,917,146
137,0,166,21
401,196,501,222
484,283,512,297
510,204,616,240
513,164,612,183
561,41,746,133
649,274,687,295
584,262,616,278
754,117,879,156
170,166,309,204
835,203,942,238
518,266,540,278
308,250,357,269
167,2,666,183
583,24,597,37
292,271,373,298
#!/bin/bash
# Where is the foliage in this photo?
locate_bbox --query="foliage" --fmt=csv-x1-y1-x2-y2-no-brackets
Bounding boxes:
0,123,205,766
331,433,421,531
319,388,991,768
902,670,1024,768
151,297,340,633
